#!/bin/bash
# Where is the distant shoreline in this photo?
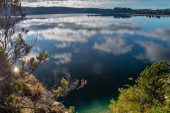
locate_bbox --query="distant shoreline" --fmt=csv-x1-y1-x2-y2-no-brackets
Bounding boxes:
26,7,170,18
88,13,170,18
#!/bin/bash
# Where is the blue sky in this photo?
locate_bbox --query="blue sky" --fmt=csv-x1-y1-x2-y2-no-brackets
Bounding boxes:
22,0,170,9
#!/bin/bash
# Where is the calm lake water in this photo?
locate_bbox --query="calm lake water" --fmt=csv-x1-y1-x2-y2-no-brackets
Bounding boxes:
17,14,170,113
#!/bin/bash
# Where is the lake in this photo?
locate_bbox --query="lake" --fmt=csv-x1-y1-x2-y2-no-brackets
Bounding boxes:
17,14,170,113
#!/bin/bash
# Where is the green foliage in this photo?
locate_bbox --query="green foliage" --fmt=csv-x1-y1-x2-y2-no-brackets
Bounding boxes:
53,74,87,98
0,47,9,70
110,87,151,113
25,51,48,73
0,0,50,112
0,81,25,105
60,78,69,87
137,61,169,101
53,86,63,97
110,61,170,113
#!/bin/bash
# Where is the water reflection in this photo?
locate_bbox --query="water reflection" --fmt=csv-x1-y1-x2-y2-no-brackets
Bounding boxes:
93,37,132,55
19,15,140,44
138,29,170,42
53,53,72,65
135,41,170,63
17,14,170,112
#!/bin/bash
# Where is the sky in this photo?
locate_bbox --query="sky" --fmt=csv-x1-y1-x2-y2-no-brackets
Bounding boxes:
21,0,170,9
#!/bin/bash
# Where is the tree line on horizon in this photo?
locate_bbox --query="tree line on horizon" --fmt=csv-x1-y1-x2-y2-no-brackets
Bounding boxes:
25,6,170,17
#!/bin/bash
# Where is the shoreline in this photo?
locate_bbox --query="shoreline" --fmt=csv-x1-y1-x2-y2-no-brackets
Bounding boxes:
26,7,170,16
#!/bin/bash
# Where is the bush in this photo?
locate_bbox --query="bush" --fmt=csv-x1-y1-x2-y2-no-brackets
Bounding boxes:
110,61,170,113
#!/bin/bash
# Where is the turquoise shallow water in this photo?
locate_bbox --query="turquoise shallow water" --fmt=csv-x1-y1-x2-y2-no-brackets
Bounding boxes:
76,99,111,113
17,14,170,112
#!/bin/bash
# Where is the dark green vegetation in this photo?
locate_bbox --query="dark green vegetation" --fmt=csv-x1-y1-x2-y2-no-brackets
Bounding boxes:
110,61,170,113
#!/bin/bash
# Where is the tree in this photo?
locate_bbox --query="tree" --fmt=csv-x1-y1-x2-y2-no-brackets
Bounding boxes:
0,1,51,112
0,0,86,113
109,61,170,113
0,0,50,85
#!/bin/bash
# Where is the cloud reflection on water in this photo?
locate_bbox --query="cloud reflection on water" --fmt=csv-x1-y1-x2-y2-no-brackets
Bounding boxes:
135,41,170,63
19,15,139,43
53,53,72,65
138,29,170,43
17,15,170,64
93,38,132,55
